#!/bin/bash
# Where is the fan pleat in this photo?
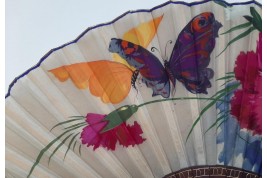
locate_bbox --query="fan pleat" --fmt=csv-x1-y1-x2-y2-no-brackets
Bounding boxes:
6,1,261,177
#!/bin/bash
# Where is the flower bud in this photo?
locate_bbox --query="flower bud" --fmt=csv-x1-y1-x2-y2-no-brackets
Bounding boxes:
101,105,138,132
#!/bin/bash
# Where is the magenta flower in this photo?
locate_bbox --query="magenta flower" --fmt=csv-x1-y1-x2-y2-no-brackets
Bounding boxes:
80,113,145,150
230,33,262,135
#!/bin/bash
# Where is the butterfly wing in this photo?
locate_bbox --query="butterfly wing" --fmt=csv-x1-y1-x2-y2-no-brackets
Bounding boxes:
49,60,133,104
169,12,222,94
112,15,163,71
109,38,170,98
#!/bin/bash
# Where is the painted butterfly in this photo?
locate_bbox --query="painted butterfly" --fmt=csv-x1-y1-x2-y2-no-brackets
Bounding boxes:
50,12,222,104
109,12,222,98
49,16,163,104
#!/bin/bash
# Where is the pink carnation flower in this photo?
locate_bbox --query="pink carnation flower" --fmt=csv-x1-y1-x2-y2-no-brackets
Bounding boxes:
81,113,145,150
230,33,262,135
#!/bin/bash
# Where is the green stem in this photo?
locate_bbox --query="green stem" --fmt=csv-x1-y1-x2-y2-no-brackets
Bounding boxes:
50,117,85,131
64,122,87,130
27,124,86,178
64,132,80,160
137,97,227,108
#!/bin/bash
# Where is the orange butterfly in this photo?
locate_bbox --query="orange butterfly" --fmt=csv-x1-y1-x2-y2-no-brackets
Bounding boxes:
50,15,163,104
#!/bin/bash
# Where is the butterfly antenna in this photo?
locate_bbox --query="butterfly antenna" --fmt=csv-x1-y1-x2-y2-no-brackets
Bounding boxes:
164,40,172,60
152,46,167,64
151,47,161,56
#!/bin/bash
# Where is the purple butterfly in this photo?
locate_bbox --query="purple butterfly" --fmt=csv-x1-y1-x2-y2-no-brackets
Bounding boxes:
109,12,222,98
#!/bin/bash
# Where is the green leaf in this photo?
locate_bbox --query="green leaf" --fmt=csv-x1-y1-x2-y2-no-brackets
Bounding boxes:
27,125,83,178
220,79,234,87
217,109,226,116
69,116,85,118
79,144,82,156
186,83,240,142
73,140,77,151
216,75,235,81
48,133,74,164
211,83,240,98
220,22,251,35
204,111,230,134
217,27,256,57
236,132,249,143
50,118,85,131
250,7,262,31
186,92,227,142
64,132,80,160
243,15,253,23
216,117,229,129
64,122,87,130
225,72,234,75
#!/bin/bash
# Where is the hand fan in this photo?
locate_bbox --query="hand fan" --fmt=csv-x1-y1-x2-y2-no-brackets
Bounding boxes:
5,0,262,178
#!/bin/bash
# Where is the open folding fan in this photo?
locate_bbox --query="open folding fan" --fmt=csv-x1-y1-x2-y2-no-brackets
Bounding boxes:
5,0,262,177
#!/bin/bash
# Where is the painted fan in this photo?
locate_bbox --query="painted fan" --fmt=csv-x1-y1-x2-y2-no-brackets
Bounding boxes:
5,0,262,178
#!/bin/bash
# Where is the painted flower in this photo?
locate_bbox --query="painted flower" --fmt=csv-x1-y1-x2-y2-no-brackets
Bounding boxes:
230,33,262,135
217,111,262,174
81,113,145,150
216,82,262,174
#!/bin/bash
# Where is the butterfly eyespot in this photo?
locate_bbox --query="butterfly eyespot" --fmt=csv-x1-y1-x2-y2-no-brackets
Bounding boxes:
191,12,214,32
192,17,208,32
198,19,206,27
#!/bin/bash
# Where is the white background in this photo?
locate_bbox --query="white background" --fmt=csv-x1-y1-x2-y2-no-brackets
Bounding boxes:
5,0,262,93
